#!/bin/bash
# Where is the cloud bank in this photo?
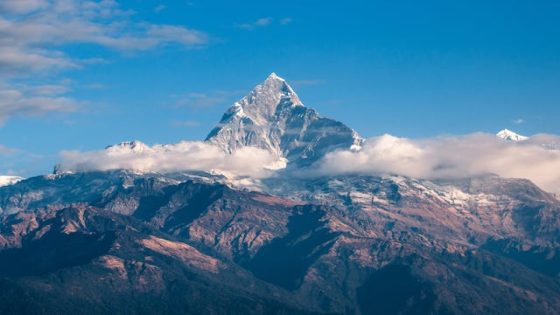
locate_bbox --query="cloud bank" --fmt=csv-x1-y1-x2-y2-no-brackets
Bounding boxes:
56,133,560,194
0,82,78,123
311,133,560,194
58,141,283,179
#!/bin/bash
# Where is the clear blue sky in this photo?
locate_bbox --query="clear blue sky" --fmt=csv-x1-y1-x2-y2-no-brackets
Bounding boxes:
1,0,559,176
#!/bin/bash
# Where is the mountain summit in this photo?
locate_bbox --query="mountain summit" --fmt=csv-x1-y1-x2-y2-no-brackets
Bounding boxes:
497,129,528,141
205,73,362,166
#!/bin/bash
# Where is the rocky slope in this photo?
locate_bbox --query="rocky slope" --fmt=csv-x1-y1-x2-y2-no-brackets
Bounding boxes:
0,170,559,314
0,202,313,315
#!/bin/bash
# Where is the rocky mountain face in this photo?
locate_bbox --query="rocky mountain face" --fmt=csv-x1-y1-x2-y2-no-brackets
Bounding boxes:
0,75,559,314
1,171,560,314
0,202,312,315
205,73,362,166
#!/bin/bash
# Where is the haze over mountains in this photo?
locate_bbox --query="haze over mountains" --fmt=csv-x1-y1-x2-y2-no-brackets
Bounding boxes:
0,74,559,314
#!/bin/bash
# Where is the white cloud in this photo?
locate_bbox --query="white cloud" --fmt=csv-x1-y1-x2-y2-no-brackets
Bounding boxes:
0,82,79,123
280,17,292,25
0,0,47,14
512,118,524,124
154,4,166,13
237,17,282,30
0,0,207,67
254,17,273,26
0,47,76,75
55,132,560,193
0,0,208,124
57,141,283,178
309,133,560,194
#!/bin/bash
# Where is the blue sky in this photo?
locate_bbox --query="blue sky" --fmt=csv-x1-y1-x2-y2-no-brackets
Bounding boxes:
1,0,559,176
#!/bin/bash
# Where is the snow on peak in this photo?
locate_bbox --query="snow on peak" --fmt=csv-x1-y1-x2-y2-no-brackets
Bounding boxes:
206,73,362,166
266,72,284,82
207,73,304,129
0,175,23,187
496,129,528,142
239,72,303,124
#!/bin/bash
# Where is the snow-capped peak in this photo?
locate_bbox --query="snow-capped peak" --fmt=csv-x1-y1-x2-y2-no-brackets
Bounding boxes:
496,129,528,142
206,73,362,166
241,72,302,124
266,72,284,82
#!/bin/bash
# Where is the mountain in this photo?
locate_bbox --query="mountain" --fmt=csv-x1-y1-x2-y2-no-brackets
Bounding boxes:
0,201,313,314
206,73,363,166
1,170,560,314
497,128,529,141
0,74,559,314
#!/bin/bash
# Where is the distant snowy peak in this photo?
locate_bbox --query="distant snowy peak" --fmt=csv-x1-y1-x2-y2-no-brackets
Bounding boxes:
496,129,529,142
0,176,23,187
206,73,363,166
